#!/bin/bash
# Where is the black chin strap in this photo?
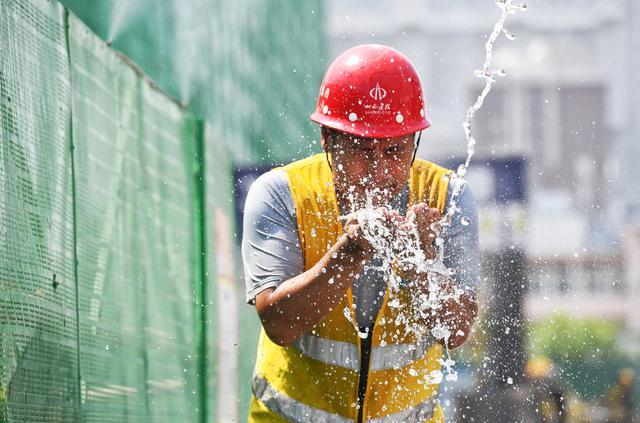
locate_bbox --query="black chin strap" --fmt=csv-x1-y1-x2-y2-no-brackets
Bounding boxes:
411,131,422,165
324,134,333,171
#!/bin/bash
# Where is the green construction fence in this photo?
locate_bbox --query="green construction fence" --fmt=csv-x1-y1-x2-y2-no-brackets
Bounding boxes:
58,0,327,165
1,0,251,421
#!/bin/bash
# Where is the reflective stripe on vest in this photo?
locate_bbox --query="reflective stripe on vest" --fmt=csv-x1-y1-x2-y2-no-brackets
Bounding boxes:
367,396,438,423
292,333,360,371
293,333,434,372
253,373,437,422
369,335,435,371
253,373,352,423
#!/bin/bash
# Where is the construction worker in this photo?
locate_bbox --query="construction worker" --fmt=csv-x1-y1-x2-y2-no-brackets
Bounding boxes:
242,44,479,422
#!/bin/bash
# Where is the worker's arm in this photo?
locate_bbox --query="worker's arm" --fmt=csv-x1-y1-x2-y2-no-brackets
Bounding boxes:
410,274,478,349
437,293,477,349
408,198,479,349
254,214,372,347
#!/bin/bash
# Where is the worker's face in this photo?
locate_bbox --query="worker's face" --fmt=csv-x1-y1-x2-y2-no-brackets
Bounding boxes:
322,129,415,207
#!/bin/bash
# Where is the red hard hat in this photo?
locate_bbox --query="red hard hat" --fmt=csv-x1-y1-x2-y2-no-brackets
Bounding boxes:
310,44,430,139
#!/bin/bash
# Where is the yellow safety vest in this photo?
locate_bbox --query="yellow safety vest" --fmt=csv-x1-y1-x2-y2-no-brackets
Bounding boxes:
249,153,450,422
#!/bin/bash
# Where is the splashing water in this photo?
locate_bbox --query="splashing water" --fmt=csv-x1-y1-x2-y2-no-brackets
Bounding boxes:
341,0,527,379
443,0,527,233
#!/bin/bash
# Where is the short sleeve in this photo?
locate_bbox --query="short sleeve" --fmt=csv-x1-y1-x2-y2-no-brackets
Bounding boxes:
442,179,480,295
241,169,304,304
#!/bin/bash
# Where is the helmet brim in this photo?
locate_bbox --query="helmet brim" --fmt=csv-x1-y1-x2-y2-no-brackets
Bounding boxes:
310,111,430,139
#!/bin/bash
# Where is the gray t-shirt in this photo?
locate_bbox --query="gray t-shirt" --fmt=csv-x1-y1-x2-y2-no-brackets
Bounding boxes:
241,168,480,330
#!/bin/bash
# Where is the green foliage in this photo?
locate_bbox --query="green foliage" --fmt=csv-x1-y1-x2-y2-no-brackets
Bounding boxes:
528,313,620,363
527,313,632,398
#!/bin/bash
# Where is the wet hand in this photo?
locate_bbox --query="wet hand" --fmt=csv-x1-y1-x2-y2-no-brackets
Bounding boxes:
406,202,440,260
342,211,374,255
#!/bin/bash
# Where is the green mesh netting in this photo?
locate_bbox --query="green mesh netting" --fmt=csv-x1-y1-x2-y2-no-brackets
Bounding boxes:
68,14,149,421
58,0,327,164
1,1,236,420
70,13,205,421
0,0,79,421
136,80,201,423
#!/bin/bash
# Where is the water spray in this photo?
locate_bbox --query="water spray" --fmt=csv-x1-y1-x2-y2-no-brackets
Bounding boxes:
344,0,527,384
442,0,527,235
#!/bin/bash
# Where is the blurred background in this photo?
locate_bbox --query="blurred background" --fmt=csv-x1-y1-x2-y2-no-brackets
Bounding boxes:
1,0,638,421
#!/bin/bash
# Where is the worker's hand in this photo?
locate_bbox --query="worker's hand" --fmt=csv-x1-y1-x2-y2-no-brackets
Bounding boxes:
406,202,441,260
349,206,406,252
342,211,374,255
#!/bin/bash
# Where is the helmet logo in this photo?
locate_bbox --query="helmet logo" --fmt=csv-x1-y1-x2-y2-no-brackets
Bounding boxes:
369,83,387,101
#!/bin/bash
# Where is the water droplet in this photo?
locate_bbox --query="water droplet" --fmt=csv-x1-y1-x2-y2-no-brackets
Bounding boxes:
502,28,515,40
507,377,513,385
461,216,470,226
348,112,358,122
322,105,329,114
446,372,458,382
328,277,335,285
396,113,404,124
425,370,443,385
310,227,317,237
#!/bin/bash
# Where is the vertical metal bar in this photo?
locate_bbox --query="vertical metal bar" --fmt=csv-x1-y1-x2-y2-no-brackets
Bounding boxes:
193,118,209,423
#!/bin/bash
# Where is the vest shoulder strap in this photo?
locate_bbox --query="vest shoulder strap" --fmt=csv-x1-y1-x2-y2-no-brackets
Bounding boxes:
409,159,451,213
